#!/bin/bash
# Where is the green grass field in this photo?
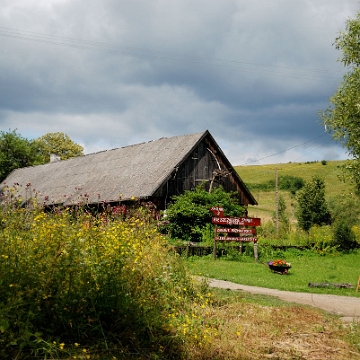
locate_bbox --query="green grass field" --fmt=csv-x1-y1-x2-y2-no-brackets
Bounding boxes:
234,160,354,223
183,160,360,297
186,249,360,297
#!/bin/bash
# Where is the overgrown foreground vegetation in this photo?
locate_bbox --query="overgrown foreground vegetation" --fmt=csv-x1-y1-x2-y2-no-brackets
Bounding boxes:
0,206,359,359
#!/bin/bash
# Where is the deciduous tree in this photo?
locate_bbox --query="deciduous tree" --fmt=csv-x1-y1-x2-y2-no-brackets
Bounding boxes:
320,10,360,189
35,132,84,163
0,130,40,182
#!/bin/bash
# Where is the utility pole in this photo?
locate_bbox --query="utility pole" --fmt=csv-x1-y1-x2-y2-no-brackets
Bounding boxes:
275,167,279,237
272,167,281,237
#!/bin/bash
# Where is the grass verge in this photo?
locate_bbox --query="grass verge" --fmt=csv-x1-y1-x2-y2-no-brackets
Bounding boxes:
185,249,360,297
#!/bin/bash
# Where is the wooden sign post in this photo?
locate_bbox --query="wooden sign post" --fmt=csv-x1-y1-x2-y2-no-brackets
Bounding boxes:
211,215,261,262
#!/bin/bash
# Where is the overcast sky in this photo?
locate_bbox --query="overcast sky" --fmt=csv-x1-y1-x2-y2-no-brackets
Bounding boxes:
1,0,359,166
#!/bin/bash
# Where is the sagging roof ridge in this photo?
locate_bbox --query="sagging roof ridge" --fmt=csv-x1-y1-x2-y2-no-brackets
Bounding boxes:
6,132,207,174
59,131,207,160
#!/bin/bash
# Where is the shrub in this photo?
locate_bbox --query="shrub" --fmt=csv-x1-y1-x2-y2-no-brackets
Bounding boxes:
248,175,304,194
162,186,244,242
351,225,360,243
328,194,359,227
332,220,358,251
309,225,339,255
248,179,275,192
278,175,305,195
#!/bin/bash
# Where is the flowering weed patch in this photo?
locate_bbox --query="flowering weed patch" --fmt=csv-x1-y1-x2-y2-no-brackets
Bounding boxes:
0,205,212,359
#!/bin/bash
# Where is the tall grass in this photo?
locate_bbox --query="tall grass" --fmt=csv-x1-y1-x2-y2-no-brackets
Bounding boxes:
0,204,214,359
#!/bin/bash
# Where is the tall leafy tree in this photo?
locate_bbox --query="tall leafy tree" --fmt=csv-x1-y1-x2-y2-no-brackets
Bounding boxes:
35,132,84,163
296,176,329,232
0,130,41,182
320,10,360,189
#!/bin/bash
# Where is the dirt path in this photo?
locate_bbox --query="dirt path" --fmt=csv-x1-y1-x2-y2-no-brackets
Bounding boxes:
206,278,360,323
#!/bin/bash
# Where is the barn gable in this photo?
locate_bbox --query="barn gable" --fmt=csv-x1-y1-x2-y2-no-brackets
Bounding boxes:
0,130,256,209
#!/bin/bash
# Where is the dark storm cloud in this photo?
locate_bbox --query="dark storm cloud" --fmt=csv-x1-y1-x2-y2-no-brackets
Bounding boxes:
0,0,358,164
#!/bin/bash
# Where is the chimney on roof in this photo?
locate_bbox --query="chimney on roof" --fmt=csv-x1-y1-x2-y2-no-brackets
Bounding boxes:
50,154,61,163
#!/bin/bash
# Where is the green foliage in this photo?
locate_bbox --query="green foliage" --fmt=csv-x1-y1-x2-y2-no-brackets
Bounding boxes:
327,194,360,251
162,186,244,242
0,203,212,359
35,132,84,163
0,129,41,182
0,130,84,182
256,196,290,240
248,178,275,192
309,225,339,255
332,220,358,251
257,220,276,239
296,176,330,232
258,196,290,240
279,175,305,194
277,194,291,235
278,195,287,223
328,194,359,226
320,10,360,190
199,223,215,245
236,160,359,227
248,175,304,195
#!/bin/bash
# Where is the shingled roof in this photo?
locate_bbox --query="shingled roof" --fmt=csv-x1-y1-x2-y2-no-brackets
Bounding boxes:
1,130,256,207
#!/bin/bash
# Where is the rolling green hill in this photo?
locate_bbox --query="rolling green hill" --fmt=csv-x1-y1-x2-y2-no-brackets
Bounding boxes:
234,160,355,224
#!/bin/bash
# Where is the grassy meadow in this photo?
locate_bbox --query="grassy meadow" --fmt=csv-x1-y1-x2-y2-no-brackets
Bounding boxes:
186,249,360,297
234,160,353,223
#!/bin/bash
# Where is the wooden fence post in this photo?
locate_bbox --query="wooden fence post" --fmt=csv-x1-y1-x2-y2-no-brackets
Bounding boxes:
253,242,258,263
213,239,217,260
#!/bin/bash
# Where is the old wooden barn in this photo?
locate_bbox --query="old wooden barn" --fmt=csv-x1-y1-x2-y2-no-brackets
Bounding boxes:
0,130,257,211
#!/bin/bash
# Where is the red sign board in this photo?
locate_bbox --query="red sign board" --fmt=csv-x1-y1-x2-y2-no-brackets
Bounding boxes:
212,217,261,227
210,207,224,217
216,228,255,234
215,236,258,242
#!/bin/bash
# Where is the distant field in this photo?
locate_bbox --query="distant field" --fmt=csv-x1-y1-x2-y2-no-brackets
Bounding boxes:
234,160,354,223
